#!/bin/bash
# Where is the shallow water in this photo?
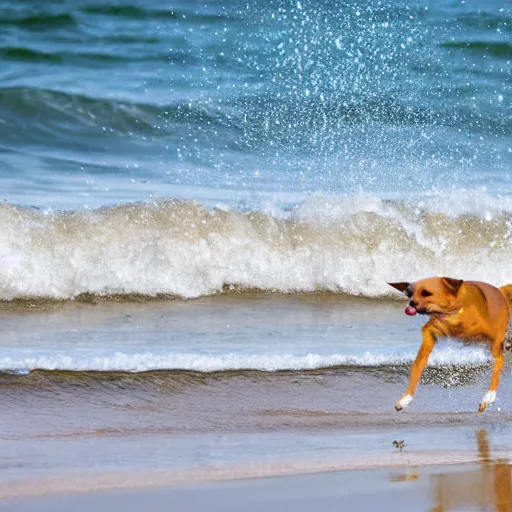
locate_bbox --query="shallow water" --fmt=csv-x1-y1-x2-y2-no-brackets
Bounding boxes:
2,296,512,487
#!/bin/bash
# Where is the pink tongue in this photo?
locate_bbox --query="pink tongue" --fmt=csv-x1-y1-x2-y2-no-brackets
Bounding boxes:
405,306,417,316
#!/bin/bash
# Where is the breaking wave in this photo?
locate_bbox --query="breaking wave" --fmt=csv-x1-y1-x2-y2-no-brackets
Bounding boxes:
0,345,490,374
2,190,512,301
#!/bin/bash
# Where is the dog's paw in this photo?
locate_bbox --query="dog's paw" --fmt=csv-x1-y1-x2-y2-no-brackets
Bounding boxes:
479,390,496,412
395,394,413,411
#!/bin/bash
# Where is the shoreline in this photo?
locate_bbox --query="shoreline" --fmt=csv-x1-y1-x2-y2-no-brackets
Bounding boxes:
0,290,401,309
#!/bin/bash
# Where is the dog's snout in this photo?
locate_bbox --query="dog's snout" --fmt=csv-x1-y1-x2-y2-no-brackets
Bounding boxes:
409,300,417,308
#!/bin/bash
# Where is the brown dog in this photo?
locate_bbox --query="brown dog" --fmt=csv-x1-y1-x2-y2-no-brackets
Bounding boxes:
389,277,512,412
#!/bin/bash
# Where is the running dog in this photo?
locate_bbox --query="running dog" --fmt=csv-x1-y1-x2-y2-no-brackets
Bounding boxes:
388,277,512,412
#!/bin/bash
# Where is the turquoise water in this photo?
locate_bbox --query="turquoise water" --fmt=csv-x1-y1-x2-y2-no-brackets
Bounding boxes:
0,0,510,207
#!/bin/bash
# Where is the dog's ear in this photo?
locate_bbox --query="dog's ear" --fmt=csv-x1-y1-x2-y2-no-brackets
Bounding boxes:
442,277,463,295
387,282,410,293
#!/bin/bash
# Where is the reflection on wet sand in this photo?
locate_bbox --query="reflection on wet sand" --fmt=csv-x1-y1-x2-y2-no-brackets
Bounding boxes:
430,429,512,511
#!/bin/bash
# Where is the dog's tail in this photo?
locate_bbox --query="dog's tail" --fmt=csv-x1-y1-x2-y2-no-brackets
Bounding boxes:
500,284,512,312
500,285,512,352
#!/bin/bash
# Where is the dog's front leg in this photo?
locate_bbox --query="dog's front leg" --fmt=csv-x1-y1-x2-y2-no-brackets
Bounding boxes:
479,338,505,412
395,326,436,411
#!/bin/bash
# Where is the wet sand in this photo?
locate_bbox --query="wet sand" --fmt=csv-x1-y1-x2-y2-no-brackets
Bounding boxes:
2,456,512,512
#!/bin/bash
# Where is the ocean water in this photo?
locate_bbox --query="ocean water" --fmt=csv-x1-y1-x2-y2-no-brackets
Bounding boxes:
0,0,511,301
0,0,512,491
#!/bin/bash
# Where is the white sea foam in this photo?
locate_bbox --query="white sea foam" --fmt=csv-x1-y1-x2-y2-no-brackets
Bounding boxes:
0,346,490,373
2,190,512,301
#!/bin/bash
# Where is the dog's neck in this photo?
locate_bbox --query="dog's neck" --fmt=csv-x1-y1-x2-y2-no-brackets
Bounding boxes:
430,302,464,318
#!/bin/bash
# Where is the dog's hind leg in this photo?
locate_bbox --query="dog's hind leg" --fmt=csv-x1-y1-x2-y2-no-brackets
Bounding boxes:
479,337,505,412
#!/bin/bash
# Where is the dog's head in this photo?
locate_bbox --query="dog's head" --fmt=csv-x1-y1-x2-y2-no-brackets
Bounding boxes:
388,277,463,315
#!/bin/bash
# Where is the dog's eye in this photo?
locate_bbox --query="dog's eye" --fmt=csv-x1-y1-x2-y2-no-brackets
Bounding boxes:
421,290,432,297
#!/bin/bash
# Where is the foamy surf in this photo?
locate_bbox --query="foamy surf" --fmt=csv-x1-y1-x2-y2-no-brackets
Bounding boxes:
2,190,512,301
0,345,490,373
